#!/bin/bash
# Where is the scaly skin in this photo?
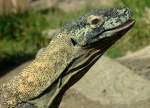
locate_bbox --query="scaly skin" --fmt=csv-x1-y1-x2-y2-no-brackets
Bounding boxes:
0,33,75,107
0,8,135,108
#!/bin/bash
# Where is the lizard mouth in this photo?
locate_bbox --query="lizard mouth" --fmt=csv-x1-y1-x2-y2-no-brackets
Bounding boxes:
86,19,135,49
99,19,135,41
109,19,135,33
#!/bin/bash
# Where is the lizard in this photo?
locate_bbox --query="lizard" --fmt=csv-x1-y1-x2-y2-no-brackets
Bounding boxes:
0,8,135,108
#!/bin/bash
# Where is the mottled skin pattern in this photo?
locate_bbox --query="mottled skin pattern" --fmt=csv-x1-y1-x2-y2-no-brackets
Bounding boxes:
0,8,135,108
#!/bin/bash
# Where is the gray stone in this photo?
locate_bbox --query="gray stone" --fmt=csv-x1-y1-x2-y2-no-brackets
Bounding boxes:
118,46,150,80
60,56,150,108
57,0,116,12
0,0,117,15
60,88,150,108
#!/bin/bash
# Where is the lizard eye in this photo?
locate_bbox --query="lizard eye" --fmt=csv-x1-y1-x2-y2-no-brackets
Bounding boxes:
87,15,104,26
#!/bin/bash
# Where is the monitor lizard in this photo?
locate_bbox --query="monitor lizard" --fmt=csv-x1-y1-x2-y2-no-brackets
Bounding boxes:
0,8,135,108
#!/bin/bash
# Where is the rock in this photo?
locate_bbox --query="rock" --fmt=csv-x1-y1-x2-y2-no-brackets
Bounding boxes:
60,56,150,108
60,88,150,108
30,0,116,13
57,0,116,12
29,0,59,11
0,0,29,15
117,58,150,80
117,46,150,80
0,0,117,15
60,88,102,108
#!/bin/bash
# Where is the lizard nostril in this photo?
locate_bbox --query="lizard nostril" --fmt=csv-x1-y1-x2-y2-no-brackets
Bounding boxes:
124,8,131,16
124,9,128,14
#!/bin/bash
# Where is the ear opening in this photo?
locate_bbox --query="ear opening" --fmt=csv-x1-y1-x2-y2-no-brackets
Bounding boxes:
71,38,77,46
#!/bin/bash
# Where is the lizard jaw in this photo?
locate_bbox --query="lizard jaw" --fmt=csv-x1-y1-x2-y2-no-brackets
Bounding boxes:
85,19,135,50
85,19,135,48
109,19,135,34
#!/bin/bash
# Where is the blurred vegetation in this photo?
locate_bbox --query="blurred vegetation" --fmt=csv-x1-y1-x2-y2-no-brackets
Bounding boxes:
0,0,150,71
0,8,89,73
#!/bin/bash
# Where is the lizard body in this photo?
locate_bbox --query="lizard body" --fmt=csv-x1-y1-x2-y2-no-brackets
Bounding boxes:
0,8,135,108
0,33,75,107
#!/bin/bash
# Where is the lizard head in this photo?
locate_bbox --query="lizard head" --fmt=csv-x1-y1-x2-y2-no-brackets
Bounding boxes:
60,8,135,84
64,8,135,50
